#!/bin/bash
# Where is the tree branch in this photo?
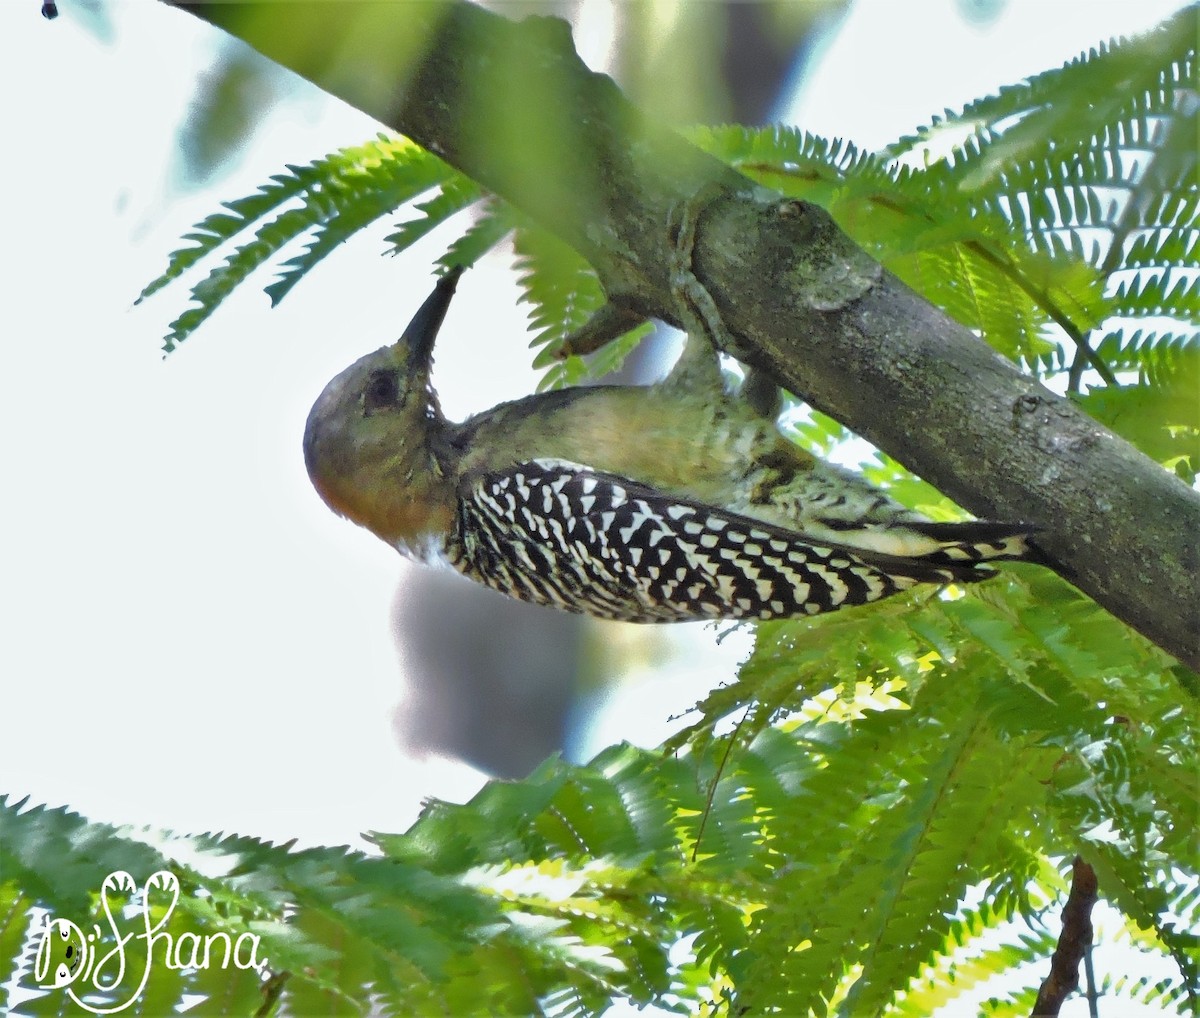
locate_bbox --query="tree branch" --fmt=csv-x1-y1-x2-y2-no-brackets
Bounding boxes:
169,0,1199,670
1032,856,1099,1018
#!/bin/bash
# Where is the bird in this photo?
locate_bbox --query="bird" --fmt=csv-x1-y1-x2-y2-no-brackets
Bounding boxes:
303,267,1031,624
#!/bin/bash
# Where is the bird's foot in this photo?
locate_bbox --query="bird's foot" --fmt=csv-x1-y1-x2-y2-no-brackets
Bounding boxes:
665,187,735,388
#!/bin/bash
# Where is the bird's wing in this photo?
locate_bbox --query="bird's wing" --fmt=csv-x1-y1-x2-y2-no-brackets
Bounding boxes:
448,459,993,624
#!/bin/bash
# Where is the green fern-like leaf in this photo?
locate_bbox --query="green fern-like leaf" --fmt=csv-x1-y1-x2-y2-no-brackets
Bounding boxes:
143,136,462,352
436,196,521,272
384,173,486,255
1074,360,1200,480
508,224,651,390
137,156,339,305
887,5,1196,175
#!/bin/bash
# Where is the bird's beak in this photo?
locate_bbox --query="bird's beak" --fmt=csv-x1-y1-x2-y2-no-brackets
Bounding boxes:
397,265,464,375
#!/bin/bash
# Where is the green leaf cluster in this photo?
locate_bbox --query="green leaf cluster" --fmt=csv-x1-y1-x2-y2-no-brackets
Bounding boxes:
4,573,1196,1015
137,138,651,380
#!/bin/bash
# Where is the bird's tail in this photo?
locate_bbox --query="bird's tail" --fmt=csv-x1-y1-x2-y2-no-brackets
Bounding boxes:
898,520,1034,567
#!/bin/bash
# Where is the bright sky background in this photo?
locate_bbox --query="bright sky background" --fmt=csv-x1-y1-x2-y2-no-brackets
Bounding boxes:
1,0,1189,1012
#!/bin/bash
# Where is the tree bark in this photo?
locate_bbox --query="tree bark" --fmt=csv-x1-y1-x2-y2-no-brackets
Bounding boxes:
170,0,1199,670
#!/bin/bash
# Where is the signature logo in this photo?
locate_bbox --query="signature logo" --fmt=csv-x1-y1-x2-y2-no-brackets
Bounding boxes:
33,871,269,1015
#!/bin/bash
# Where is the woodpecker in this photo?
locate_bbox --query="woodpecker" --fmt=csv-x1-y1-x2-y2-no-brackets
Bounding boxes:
303,269,1030,624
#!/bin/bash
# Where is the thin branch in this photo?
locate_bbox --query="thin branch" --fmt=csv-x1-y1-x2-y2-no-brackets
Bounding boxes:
1083,940,1100,1018
558,301,648,358
962,238,1117,387
255,970,290,1018
692,707,751,864
1032,856,1099,1018
1066,340,1093,394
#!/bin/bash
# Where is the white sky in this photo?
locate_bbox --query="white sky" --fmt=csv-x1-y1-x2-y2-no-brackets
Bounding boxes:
0,0,1189,1012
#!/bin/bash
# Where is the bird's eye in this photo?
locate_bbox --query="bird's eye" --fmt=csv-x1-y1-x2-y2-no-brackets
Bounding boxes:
363,369,400,414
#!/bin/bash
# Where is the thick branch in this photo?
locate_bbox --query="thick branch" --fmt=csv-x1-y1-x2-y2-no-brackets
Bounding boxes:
171,0,1199,669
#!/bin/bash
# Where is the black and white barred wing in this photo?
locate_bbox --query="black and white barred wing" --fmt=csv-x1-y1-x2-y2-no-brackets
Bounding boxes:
447,459,974,624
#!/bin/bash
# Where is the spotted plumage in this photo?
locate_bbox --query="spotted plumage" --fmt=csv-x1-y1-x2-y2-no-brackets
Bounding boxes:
443,459,1025,623
303,270,1034,625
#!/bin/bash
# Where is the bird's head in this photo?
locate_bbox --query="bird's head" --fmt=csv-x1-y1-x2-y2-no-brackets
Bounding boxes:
303,269,462,550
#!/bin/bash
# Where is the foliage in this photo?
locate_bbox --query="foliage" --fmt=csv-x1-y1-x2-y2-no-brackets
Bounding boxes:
4,585,1197,1015
11,6,1197,1018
